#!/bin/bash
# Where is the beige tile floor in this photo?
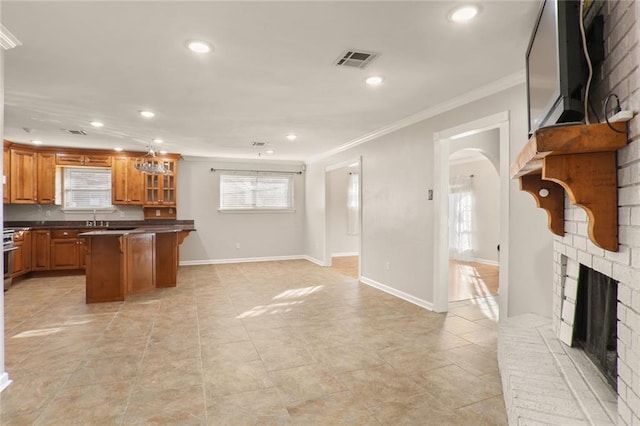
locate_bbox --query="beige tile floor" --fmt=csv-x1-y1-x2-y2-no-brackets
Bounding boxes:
0,260,506,425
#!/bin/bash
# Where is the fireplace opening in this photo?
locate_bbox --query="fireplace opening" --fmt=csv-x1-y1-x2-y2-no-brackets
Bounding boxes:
573,265,618,390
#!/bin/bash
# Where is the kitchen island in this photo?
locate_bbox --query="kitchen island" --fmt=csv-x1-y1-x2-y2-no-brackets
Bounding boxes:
80,225,194,303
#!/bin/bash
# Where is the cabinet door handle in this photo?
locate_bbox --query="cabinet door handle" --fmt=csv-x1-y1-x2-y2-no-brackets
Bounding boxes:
63,232,68,236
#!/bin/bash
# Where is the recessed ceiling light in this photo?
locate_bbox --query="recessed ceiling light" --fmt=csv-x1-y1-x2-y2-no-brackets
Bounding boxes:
286,134,297,141
139,110,155,118
152,138,163,144
265,150,275,155
31,140,43,145
187,40,212,54
90,121,104,128
449,5,479,23
114,147,123,152
365,76,384,86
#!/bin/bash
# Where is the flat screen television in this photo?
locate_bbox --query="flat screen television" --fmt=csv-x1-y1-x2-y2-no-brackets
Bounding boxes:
526,0,586,135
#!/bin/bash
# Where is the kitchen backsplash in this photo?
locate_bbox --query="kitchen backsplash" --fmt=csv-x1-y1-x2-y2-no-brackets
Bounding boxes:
3,204,144,223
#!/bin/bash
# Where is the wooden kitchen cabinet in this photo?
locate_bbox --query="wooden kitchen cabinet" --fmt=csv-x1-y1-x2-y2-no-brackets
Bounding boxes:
31,229,51,271
50,229,83,270
84,232,156,303
144,158,177,206
37,152,56,204
3,144,10,203
4,141,181,211
112,156,144,205
11,230,31,278
10,148,38,204
56,153,112,167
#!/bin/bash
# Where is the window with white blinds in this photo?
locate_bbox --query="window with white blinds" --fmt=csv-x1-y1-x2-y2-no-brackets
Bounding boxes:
63,168,113,210
220,174,293,210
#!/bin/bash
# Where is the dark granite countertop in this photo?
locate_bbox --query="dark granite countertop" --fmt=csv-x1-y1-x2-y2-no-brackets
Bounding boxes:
79,225,195,237
4,219,195,231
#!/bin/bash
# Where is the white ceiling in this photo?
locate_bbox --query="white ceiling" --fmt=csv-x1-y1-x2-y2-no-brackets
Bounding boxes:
1,1,540,162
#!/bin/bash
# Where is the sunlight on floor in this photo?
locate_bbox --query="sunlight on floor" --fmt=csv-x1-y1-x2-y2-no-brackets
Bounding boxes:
12,327,63,338
449,261,500,322
237,285,325,318
272,285,323,300
470,295,499,322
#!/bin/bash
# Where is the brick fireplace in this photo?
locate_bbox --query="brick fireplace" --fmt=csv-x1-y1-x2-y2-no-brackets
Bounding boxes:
500,1,639,425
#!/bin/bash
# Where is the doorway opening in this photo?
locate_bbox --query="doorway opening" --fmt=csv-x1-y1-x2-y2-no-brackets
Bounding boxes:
433,111,510,319
325,159,361,279
448,149,500,303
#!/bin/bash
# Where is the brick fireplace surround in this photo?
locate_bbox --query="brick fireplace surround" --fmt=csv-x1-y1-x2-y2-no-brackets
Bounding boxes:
499,1,640,425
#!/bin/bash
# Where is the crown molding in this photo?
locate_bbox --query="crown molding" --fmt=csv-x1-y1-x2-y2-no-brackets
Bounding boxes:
306,70,525,164
0,25,22,50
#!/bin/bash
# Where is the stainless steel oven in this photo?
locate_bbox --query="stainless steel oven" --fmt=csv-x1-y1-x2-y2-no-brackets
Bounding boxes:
3,229,17,291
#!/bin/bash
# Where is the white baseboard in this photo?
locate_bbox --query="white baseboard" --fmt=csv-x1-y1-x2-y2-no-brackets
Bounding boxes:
302,255,330,267
0,373,11,393
180,255,307,266
472,257,499,266
359,276,434,311
331,252,359,258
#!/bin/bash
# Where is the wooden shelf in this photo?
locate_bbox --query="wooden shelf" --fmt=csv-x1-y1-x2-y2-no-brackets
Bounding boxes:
510,122,627,179
510,122,628,252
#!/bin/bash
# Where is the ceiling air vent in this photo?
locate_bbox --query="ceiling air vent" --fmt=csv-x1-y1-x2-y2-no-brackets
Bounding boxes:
63,129,87,135
252,141,267,147
335,49,379,69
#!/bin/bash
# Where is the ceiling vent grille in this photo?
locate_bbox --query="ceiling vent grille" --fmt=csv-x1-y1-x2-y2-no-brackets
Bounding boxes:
64,129,87,135
252,141,267,147
335,49,379,69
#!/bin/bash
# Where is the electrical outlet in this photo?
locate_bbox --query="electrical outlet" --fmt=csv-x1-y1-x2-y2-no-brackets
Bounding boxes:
235,243,240,249
385,261,390,271
120,211,125,218
45,210,51,217
155,209,161,216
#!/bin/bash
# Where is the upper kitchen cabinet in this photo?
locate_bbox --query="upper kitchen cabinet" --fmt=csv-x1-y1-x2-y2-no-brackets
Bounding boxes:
8,144,55,204
56,152,112,167
4,141,181,209
143,157,178,206
37,152,56,204
10,147,38,204
3,144,10,204
112,156,144,205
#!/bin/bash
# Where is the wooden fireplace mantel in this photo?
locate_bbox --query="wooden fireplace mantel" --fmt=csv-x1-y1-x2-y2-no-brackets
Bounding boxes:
510,122,628,252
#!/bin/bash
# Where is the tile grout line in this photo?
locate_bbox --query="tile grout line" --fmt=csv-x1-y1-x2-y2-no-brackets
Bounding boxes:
117,289,164,425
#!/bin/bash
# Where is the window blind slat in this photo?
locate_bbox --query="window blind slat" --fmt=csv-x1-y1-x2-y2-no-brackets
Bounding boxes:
64,168,113,209
220,174,292,210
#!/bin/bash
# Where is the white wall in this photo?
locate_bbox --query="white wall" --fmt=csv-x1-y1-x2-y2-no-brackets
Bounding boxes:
449,156,500,264
327,168,358,256
177,157,305,263
305,83,555,317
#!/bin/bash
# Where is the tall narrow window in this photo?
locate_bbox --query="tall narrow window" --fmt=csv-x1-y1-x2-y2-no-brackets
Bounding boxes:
63,167,113,210
449,175,474,259
347,172,359,235
220,174,293,211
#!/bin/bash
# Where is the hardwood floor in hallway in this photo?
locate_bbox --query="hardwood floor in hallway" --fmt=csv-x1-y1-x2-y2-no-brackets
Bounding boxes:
1,260,506,425
331,255,359,278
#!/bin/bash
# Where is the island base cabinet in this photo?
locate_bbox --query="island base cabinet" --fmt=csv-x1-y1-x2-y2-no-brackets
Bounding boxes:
85,236,125,303
155,232,177,288
85,233,156,303
124,233,155,295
